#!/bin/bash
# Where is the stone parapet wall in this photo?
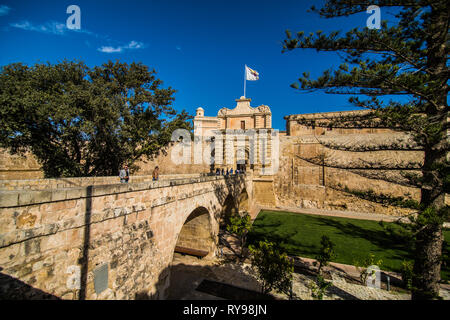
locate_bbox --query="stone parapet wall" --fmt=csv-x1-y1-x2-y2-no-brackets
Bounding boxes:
0,173,206,191
0,175,241,209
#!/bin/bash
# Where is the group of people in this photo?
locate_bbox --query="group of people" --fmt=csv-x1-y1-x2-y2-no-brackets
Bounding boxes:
119,164,159,183
120,164,245,183
215,167,245,176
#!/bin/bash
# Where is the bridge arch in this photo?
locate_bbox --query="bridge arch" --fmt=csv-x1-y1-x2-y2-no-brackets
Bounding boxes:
173,206,216,258
221,194,237,227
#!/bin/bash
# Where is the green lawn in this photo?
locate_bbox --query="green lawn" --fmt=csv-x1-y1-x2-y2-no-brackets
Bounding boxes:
247,210,450,281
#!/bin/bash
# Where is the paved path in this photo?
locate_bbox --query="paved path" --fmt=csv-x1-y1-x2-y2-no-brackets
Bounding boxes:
256,205,409,222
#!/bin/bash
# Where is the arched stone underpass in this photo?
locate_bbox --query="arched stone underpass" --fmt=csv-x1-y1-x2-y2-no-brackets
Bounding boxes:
174,206,215,258
168,206,217,299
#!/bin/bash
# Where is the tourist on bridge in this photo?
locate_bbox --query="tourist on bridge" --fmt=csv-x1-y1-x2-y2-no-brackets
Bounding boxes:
119,164,130,183
152,166,159,181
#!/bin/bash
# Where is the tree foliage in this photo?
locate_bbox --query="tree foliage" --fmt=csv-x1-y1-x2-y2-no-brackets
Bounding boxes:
226,212,252,260
308,275,332,300
0,60,192,177
314,235,337,275
249,240,294,296
282,0,449,299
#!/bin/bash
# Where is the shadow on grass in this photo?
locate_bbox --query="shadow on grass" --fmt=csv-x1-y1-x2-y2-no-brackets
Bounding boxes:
247,222,319,258
311,216,414,265
248,212,416,273
313,216,410,250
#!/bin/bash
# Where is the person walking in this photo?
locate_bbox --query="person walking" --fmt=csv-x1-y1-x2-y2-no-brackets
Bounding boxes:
119,164,130,183
152,166,159,181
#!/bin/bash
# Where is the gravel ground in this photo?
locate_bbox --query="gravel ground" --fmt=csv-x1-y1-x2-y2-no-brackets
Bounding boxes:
168,253,450,300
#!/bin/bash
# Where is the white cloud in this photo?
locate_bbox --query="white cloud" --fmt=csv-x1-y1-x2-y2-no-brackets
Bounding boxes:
0,5,11,16
126,40,144,49
11,20,68,35
8,18,146,54
97,40,145,54
10,20,96,37
97,46,123,53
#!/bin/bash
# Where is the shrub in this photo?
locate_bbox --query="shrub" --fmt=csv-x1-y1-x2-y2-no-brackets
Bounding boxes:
308,275,332,300
249,240,294,296
353,253,383,285
314,235,337,275
401,260,414,290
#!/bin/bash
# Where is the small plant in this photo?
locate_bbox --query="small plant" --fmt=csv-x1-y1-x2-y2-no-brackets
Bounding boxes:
249,240,294,296
314,235,337,275
353,253,383,285
308,275,332,300
400,260,414,290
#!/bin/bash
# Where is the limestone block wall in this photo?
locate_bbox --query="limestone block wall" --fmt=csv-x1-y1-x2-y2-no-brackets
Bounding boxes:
0,143,212,181
0,149,43,180
134,143,212,176
252,178,277,207
0,175,250,299
273,135,421,216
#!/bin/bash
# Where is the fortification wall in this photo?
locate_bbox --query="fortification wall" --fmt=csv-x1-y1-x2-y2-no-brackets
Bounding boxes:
273,135,422,216
0,149,43,180
0,143,212,181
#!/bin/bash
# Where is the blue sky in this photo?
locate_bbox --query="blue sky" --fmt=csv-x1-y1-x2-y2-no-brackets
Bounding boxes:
0,0,393,130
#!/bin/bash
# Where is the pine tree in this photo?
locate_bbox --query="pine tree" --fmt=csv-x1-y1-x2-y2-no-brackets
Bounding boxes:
283,0,448,299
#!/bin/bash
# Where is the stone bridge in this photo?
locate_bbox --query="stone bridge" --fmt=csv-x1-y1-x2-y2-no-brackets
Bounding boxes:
0,174,253,299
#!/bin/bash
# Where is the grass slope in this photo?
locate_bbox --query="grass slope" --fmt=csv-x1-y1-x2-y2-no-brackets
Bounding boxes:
247,210,449,281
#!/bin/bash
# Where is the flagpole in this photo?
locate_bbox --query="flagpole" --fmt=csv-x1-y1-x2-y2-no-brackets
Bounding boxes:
244,64,246,98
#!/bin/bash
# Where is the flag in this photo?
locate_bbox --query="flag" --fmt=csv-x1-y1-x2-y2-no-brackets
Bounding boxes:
245,65,259,81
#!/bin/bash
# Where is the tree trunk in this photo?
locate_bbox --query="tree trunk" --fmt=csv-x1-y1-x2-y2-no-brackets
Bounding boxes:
412,223,443,299
412,142,446,299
